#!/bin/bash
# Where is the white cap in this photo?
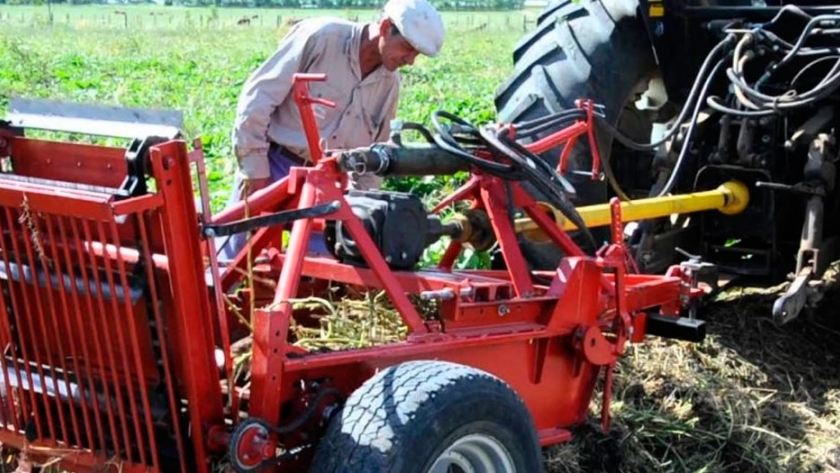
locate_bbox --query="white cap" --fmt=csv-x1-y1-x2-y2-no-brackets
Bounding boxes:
383,0,445,57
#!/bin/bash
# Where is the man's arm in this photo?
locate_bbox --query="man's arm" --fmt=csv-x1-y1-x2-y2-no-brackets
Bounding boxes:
232,23,318,182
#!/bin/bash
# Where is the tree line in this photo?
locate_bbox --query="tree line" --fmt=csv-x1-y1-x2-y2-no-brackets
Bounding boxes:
2,0,525,10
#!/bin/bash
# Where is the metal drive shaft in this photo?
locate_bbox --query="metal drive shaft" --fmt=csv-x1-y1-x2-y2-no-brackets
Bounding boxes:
515,181,750,233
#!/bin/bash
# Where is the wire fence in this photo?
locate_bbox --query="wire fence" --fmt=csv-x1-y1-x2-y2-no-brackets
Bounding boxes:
0,7,538,31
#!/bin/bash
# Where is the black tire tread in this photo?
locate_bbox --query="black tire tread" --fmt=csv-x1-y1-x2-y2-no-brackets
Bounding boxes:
308,360,541,473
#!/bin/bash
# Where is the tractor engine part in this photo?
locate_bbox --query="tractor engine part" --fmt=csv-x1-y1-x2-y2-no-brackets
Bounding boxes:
495,0,840,323
772,133,839,324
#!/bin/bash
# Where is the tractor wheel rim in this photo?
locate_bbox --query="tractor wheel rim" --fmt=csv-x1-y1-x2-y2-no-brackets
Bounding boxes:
428,433,516,473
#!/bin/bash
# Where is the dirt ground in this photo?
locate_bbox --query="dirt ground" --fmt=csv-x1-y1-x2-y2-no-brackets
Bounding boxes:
544,270,840,473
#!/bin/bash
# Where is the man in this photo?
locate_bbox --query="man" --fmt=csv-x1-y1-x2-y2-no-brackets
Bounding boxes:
219,0,444,260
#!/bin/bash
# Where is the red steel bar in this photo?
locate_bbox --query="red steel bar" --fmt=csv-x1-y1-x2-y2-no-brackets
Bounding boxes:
2,206,53,441
20,203,73,444
81,219,133,459
0,217,30,434
481,179,534,297
107,218,158,468
55,215,106,453
68,217,124,458
190,140,239,425
41,214,86,449
150,141,224,473
136,215,190,473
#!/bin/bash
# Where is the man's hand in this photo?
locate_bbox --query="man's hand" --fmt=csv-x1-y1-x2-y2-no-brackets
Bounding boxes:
241,177,271,198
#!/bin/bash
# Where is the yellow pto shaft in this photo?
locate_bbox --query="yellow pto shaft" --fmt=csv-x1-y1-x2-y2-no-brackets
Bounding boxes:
516,181,750,234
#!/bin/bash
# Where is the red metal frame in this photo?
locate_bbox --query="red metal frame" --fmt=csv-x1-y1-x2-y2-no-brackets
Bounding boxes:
204,75,705,471
0,129,223,473
506,99,603,180
0,75,706,472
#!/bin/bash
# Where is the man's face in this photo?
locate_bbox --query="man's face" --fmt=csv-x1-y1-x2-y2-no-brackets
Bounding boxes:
379,21,420,71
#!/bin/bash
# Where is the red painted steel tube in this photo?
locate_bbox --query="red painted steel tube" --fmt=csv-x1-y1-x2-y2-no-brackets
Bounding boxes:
211,178,291,225
70,217,125,457
524,121,588,155
0,212,31,435
192,141,239,426
4,206,56,441
292,73,334,165
84,241,169,271
249,177,317,430
96,220,149,464
0,184,115,220
481,180,534,297
108,219,160,468
42,214,87,450
84,219,133,459
431,175,480,214
137,215,190,473
151,141,224,473
55,216,107,453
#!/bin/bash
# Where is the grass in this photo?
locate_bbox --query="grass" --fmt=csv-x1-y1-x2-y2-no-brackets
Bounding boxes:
0,5,529,210
2,5,840,473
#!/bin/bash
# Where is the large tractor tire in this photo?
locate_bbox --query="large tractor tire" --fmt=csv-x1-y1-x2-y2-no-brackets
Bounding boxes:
309,360,542,473
495,0,660,270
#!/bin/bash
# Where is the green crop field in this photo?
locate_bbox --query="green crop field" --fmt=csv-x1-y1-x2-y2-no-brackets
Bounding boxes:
1,5,840,473
0,4,533,211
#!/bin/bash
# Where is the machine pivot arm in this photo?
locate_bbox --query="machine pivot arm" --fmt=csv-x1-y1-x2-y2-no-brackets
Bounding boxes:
202,201,341,238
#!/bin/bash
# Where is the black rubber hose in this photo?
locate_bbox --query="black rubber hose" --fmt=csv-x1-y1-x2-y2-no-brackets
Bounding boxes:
480,126,598,250
657,58,726,197
430,110,521,177
400,121,437,144
273,388,345,435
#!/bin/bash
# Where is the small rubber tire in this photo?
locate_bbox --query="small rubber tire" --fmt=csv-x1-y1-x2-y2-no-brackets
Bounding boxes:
308,360,543,473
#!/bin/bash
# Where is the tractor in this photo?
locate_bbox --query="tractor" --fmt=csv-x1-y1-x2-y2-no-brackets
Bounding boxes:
495,0,840,324
0,0,835,471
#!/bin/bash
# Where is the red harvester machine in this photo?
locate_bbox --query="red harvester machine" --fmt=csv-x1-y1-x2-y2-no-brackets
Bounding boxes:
0,75,724,472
